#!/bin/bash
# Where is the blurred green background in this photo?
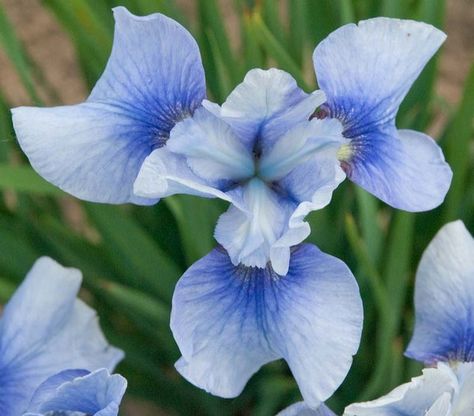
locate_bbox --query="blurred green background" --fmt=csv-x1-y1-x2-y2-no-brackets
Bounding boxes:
0,0,472,414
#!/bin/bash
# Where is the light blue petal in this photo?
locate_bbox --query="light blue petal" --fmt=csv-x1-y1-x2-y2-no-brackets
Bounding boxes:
13,7,205,204
133,147,236,201
211,68,325,149
0,257,123,416
277,402,336,416
214,179,293,272
258,118,343,182
167,107,254,181
340,127,451,211
25,369,127,416
13,103,158,205
314,17,445,132
170,244,362,407
313,18,450,211
343,364,455,416
406,221,474,364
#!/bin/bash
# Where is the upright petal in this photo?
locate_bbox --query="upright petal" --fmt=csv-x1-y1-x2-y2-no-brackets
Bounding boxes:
25,369,127,416
314,18,446,132
171,244,362,408
313,18,450,211
277,402,336,416
212,68,325,148
0,257,123,416
406,221,474,364
344,364,456,416
167,107,254,182
13,7,205,204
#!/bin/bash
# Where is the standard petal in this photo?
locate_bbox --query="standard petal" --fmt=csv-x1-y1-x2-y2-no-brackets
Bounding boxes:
14,7,205,204
25,369,127,416
0,257,123,416
218,68,325,148
277,402,336,416
133,147,235,201
406,221,474,364
258,118,343,182
342,127,452,211
170,244,362,407
313,17,446,133
343,364,456,416
167,107,254,181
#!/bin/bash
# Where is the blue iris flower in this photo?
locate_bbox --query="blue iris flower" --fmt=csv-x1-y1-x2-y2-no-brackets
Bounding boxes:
344,221,474,415
12,7,206,205
312,17,452,211
0,257,126,416
133,67,364,408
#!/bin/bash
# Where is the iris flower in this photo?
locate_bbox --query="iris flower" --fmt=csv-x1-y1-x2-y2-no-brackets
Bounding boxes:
345,221,474,415
0,257,126,416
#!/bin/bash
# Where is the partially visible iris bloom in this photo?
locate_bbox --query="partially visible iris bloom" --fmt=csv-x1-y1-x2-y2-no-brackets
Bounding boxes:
344,221,474,416
12,6,206,205
312,17,452,211
277,402,336,416
0,257,126,416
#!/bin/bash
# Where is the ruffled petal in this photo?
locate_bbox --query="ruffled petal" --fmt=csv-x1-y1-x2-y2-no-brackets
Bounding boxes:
170,244,362,407
0,257,123,416
344,364,456,416
25,369,127,416
167,107,254,181
277,402,336,416
340,127,451,211
214,68,325,148
406,221,474,363
133,147,235,201
258,118,343,182
314,17,446,133
14,7,205,204
214,179,292,271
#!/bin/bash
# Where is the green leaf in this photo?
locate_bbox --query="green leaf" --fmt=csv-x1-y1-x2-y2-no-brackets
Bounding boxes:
0,4,41,103
0,165,64,195
443,63,474,221
249,11,310,90
85,204,181,302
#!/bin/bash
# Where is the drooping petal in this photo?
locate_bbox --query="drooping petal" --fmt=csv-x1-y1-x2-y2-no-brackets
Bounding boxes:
314,17,446,133
453,362,474,415
277,402,336,416
13,7,205,204
214,178,291,271
406,221,474,364
13,103,158,205
171,244,363,407
0,257,123,416
313,18,450,211
25,369,127,416
212,68,325,148
341,128,452,211
343,364,456,416
167,107,254,182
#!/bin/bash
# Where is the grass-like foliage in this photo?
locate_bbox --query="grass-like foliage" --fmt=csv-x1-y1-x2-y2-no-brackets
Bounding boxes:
0,0,472,414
